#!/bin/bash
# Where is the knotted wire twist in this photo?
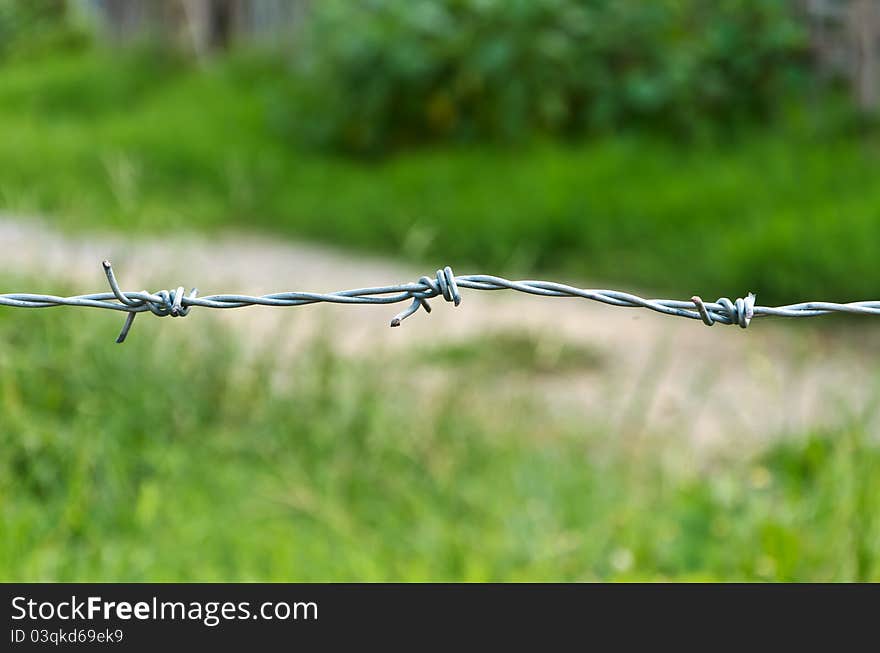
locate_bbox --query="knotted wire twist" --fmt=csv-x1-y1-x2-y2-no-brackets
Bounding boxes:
390,266,461,327
690,293,756,329
102,261,199,343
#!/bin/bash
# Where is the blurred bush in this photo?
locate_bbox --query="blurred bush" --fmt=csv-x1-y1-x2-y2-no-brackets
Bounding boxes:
287,0,808,154
0,0,89,60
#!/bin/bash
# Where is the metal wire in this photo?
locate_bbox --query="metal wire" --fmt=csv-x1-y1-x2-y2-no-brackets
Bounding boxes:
1,261,878,343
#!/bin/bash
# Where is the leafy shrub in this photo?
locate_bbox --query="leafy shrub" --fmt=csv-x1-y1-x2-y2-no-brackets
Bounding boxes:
287,0,808,154
0,0,89,60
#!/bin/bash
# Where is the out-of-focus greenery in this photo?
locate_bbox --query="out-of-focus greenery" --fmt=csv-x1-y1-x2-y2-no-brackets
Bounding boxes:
0,0,89,60
423,330,604,375
288,0,808,153
1,9,878,585
0,300,878,581
1,52,878,304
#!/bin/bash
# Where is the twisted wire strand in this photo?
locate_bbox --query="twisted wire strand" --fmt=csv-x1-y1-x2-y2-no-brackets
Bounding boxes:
1,261,879,343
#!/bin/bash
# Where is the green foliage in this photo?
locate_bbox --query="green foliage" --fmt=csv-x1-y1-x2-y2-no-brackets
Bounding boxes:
422,331,603,374
0,301,877,581
287,0,808,153
0,55,880,303
0,0,89,60
0,53,878,305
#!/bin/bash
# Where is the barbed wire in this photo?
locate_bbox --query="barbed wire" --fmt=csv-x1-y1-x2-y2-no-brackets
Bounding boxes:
1,261,879,343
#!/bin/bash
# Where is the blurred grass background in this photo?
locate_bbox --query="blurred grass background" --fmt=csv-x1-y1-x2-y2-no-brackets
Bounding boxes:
1,0,880,581
2,307,878,581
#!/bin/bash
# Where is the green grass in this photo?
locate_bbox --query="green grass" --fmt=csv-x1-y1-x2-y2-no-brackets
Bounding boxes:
422,331,604,375
1,299,878,581
0,51,879,304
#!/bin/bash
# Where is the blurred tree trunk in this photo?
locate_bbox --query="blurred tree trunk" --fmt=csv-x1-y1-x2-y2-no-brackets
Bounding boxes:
97,0,306,54
101,0,174,45
849,0,880,110
804,0,880,112
180,0,238,56
99,0,238,53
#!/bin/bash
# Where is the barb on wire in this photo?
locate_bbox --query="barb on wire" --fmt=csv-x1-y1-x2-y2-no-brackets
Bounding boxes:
1,261,879,343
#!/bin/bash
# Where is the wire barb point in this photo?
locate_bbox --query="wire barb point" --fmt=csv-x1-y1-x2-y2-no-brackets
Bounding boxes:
691,296,714,326
116,312,137,344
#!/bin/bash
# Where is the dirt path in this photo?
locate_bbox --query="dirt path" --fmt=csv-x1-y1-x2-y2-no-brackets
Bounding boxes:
3,214,879,449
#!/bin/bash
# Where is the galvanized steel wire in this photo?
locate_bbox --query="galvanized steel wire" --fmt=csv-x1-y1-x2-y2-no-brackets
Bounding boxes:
1,261,879,343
